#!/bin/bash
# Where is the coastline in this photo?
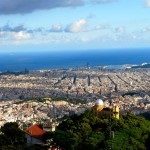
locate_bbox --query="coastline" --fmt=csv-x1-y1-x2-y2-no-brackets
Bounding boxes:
0,48,150,72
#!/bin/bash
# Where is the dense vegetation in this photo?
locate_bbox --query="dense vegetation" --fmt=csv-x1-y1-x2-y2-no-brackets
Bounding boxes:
46,110,150,150
0,122,26,150
1,110,150,149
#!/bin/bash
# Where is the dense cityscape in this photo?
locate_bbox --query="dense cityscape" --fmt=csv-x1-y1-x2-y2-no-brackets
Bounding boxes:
0,68,150,128
0,68,150,101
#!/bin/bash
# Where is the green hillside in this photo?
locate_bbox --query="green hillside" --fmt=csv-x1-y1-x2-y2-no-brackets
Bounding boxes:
47,109,150,150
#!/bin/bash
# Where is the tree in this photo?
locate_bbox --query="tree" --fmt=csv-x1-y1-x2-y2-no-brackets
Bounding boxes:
50,110,150,150
0,122,26,149
81,132,104,150
53,130,80,150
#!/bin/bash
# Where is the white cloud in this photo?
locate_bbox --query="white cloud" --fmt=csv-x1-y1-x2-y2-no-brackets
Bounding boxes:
0,31,6,37
0,31,31,42
65,19,88,33
80,37,90,42
142,26,150,32
115,26,125,33
146,0,150,7
94,24,107,30
50,24,63,32
12,31,31,40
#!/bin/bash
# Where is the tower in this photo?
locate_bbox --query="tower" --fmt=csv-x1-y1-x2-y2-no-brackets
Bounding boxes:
113,105,119,119
93,99,104,112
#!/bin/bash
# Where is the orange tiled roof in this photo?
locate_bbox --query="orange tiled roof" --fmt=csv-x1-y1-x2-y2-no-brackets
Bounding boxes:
25,124,46,138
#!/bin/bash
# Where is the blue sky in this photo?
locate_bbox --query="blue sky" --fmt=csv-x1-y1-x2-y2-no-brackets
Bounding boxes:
0,0,150,52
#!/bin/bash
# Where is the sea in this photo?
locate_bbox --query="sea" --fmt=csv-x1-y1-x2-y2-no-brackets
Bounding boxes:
0,48,150,72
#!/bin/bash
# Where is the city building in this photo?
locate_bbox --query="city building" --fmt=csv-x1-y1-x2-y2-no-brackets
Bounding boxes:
93,99,119,119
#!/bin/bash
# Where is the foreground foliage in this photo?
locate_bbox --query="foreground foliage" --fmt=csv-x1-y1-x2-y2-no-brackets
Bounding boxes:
0,122,26,150
48,110,150,150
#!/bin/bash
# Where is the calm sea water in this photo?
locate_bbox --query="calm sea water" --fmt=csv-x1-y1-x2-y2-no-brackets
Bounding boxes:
0,48,150,71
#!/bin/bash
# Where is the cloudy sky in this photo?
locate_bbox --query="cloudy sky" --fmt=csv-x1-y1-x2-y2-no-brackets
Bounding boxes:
0,0,150,52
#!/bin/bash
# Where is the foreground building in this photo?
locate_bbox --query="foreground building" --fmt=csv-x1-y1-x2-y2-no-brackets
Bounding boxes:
25,124,46,145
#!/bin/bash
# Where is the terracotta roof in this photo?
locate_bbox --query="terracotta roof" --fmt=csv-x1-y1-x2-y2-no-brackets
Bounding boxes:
25,124,46,138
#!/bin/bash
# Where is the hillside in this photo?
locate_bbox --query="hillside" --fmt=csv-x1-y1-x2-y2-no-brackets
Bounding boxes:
48,110,150,150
